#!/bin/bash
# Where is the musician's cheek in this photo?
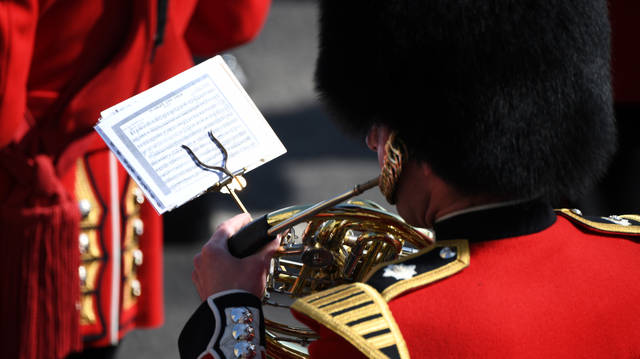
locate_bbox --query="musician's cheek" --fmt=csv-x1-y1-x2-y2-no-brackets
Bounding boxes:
395,189,420,227
394,162,430,228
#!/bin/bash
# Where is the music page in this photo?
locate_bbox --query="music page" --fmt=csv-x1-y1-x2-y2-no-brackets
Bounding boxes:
95,56,286,214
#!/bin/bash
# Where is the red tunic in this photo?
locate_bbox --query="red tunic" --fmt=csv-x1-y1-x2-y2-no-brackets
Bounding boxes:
0,0,270,358
294,203,640,358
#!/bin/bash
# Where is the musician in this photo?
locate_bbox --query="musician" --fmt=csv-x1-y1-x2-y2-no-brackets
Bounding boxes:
179,0,640,358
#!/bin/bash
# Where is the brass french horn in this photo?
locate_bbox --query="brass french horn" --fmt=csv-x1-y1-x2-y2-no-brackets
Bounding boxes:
261,199,433,358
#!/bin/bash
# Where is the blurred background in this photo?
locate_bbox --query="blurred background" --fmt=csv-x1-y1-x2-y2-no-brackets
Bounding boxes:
119,1,388,357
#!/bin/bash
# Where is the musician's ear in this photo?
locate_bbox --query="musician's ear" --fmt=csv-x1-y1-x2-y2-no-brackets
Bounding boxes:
366,125,392,168
418,161,433,178
365,125,378,151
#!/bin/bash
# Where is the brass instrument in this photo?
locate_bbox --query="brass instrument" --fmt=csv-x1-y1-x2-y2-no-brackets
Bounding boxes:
214,170,433,358
260,199,433,358
181,118,431,357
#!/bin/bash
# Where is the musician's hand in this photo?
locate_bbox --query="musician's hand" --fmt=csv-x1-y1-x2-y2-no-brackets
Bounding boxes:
192,213,280,300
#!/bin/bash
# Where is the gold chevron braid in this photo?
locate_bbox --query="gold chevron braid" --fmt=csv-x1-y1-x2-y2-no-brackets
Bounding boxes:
557,209,640,235
291,283,410,359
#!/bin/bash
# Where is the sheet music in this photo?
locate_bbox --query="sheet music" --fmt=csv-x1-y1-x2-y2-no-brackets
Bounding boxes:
95,56,286,213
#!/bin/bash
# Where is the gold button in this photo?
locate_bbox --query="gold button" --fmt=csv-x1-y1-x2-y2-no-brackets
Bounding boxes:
133,188,145,205
79,266,87,287
79,199,92,218
79,233,90,254
133,249,144,267
131,279,142,297
133,219,144,236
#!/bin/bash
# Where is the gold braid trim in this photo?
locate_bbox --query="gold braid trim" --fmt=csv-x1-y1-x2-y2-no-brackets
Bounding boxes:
75,158,103,325
292,283,410,359
557,209,640,235
292,240,470,358
379,240,469,302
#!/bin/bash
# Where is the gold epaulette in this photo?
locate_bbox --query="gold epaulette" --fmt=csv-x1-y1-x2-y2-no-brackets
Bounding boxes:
291,283,410,359
291,240,470,359
557,209,640,235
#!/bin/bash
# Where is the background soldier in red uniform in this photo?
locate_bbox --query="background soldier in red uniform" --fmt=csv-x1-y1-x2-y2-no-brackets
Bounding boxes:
177,0,640,357
0,1,270,358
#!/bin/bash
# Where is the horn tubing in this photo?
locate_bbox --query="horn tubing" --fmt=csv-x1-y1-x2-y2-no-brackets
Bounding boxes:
227,177,379,258
266,177,379,236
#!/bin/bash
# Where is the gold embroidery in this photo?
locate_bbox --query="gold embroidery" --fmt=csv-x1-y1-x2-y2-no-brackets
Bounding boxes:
79,229,101,261
79,293,97,324
122,181,144,310
76,160,102,228
75,159,103,325
81,261,101,292
292,283,410,359
292,240,470,358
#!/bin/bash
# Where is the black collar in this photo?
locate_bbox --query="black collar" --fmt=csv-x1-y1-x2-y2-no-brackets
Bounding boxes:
433,200,556,242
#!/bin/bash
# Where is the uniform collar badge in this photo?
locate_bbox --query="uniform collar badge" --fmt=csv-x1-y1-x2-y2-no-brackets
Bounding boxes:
382,263,417,281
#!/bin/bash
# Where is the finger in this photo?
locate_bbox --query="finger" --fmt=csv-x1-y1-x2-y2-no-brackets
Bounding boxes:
247,234,279,258
262,235,281,256
211,213,253,245
216,213,252,234
246,235,280,270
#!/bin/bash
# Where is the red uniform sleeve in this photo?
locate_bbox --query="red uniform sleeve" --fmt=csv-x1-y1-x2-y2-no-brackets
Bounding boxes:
291,309,367,359
0,0,39,148
185,0,271,57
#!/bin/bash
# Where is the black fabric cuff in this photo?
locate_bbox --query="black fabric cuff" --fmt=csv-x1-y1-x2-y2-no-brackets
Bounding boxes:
178,291,264,359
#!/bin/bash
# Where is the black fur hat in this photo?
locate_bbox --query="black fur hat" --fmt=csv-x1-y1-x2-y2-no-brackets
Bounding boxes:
315,0,616,201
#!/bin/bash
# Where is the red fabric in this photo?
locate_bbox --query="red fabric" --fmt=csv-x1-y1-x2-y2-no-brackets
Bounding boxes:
0,1,37,148
294,216,640,358
0,0,270,358
610,0,640,103
0,151,81,359
186,0,271,56
292,313,367,359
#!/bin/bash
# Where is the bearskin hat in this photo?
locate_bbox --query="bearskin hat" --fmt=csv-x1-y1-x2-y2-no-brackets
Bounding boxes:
315,0,616,201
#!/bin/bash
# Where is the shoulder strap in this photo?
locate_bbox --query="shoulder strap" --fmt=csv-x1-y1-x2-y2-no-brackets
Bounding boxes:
291,282,410,359
556,209,640,235
366,239,470,301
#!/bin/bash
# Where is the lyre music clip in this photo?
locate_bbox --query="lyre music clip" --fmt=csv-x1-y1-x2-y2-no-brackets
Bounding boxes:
181,130,250,214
